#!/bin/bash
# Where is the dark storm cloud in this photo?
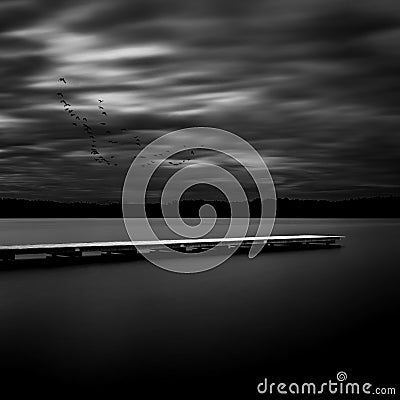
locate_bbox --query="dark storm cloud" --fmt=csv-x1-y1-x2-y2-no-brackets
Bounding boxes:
1,0,400,201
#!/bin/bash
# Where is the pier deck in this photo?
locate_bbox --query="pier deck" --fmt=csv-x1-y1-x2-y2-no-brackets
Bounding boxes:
0,235,344,261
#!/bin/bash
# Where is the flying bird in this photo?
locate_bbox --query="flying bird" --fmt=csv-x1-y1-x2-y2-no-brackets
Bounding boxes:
98,99,104,103
58,78,66,84
57,92,63,97
102,112,107,116
100,122,106,125
72,122,77,126
82,117,87,121
98,106,104,109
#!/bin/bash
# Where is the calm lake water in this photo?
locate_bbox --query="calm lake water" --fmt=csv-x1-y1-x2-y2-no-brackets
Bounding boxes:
0,218,399,397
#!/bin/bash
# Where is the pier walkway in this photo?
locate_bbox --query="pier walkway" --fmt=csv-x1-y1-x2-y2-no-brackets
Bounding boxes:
0,235,344,261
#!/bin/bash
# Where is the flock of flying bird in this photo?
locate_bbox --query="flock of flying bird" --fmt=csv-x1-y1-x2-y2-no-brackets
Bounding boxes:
57,77,196,168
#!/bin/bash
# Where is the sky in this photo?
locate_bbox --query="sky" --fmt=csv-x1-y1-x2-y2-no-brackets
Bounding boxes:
1,0,400,202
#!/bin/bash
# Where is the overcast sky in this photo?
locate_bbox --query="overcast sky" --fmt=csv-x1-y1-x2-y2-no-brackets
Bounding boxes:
1,0,400,201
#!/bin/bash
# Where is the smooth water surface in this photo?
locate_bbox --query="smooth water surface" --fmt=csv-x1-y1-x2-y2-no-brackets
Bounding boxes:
0,219,398,397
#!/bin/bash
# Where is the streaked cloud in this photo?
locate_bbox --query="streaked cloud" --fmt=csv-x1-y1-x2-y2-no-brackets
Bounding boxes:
1,0,400,201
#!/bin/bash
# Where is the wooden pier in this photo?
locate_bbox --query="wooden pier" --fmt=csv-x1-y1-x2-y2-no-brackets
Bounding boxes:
0,235,344,262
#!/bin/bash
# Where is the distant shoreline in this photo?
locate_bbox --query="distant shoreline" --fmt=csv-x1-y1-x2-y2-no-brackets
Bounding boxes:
1,196,399,218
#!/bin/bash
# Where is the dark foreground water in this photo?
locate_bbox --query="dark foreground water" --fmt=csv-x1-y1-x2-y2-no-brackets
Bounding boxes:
0,219,399,397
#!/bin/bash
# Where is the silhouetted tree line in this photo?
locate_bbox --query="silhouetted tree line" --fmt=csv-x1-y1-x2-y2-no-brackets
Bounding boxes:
0,198,120,218
0,196,399,218
276,197,400,218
